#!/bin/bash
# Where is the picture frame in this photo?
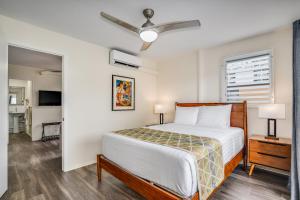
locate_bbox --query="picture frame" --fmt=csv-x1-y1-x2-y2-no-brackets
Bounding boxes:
112,75,135,111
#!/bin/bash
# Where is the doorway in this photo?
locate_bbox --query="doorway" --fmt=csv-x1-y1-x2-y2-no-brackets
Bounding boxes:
7,45,65,171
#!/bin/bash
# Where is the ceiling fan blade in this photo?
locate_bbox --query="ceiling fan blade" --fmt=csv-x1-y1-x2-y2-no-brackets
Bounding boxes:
100,12,140,34
154,20,200,33
141,42,152,51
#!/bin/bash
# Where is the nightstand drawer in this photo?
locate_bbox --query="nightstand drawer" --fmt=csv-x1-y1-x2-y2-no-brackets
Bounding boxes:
249,139,291,157
249,151,291,171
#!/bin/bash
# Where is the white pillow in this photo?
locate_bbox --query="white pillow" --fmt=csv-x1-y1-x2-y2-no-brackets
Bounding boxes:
196,104,232,128
174,106,199,125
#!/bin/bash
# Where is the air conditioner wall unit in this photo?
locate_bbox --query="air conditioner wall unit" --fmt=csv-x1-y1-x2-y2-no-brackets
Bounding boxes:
109,50,142,69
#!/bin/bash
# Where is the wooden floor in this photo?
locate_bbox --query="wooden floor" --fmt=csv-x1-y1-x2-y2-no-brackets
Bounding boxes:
1,133,290,200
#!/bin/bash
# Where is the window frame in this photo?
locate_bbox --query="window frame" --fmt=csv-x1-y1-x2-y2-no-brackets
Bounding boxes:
221,50,274,107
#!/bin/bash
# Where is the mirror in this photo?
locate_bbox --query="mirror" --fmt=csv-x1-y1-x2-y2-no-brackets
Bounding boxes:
9,87,25,105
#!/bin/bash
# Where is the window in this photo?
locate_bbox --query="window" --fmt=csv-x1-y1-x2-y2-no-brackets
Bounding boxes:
224,52,273,104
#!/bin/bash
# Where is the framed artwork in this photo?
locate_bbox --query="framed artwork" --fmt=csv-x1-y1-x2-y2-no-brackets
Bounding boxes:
112,75,135,111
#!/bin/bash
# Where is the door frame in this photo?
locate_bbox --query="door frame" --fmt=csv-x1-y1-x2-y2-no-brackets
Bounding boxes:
6,43,68,171
0,30,8,197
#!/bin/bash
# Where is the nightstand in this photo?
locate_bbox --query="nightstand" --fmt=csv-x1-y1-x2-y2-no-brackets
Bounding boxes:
248,135,291,176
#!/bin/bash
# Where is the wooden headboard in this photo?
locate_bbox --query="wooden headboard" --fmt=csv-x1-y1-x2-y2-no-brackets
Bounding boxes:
175,101,248,149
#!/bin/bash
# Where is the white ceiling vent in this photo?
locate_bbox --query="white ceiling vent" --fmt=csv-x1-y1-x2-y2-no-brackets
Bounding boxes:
109,50,142,69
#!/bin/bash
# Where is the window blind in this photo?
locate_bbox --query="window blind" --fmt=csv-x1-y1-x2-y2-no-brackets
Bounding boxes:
225,53,272,104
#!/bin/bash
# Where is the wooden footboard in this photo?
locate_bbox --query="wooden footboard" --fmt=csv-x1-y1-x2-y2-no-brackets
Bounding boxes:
97,149,245,200
97,154,199,200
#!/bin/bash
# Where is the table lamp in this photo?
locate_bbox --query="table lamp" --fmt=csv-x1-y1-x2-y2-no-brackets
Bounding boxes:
258,104,286,140
154,104,166,124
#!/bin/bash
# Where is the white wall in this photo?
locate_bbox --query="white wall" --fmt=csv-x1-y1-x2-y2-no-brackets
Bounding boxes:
0,15,158,171
157,27,293,139
156,51,198,123
198,27,293,138
8,65,62,141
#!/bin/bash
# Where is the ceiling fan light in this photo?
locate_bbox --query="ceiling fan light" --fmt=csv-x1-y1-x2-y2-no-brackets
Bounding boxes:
139,30,158,42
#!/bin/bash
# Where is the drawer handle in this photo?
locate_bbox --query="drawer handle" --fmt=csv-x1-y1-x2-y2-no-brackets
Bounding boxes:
257,152,288,159
257,141,288,146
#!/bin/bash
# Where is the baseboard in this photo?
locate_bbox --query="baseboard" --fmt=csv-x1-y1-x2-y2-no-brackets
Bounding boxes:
64,160,96,172
253,165,290,176
25,131,31,138
63,156,290,177
245,162,289,176
64,159,290,176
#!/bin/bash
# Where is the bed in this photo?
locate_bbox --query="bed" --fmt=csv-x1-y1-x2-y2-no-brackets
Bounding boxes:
97,102,248,200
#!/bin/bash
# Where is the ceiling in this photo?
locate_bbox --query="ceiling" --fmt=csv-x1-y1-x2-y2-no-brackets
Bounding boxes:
8,46,62,71
1,0,300,59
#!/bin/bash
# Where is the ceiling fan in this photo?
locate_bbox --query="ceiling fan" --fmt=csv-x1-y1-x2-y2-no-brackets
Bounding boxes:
100,8,201,51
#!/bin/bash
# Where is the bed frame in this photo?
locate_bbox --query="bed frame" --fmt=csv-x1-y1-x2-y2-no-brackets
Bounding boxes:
97,101,248,200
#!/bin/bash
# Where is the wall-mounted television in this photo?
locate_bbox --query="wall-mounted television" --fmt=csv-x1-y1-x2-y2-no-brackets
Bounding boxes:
38,90,61,106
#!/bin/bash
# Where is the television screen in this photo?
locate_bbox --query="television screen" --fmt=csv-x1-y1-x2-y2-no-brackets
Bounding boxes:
39,90,61,106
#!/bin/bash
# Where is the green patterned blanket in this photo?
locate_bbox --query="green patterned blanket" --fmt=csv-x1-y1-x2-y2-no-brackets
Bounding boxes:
114,128,224,200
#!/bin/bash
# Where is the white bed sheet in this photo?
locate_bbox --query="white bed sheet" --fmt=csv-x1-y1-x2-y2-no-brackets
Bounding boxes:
101,123,244,198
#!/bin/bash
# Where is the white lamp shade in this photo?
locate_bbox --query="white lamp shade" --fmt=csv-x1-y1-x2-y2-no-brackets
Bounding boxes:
154,104,166,114
258,104,286,119
140,30,158,43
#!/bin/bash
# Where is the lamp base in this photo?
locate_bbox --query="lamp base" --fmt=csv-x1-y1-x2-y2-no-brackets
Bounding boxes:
264,136,279,140
266,119,278,140
159,113,164,124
